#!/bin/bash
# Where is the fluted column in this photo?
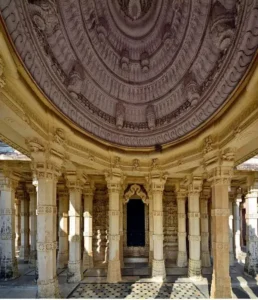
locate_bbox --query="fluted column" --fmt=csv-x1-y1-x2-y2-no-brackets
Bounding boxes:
228,192,235,266
244,177,258,277
57,184,69,269
187,176,202,278
208,163,233,299
0,171,19,279
105,173,122,283
17,185,30,263
149,174,167,280
27,184,37,266
200,184,211,267
83,183,94,270
66,172,85,283
176,186,187,267
15,198,21,252
233,192,242,260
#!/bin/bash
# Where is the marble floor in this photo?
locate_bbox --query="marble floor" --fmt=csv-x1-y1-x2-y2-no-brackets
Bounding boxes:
0,260,258,298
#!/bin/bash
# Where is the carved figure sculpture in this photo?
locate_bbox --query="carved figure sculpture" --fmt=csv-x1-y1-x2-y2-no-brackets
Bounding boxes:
184,72,200,107
146,105,156,130
115,102,125,129
67,62,85,99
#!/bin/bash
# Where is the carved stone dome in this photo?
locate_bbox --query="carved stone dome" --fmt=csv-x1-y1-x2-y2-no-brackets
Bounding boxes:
1,0,258,147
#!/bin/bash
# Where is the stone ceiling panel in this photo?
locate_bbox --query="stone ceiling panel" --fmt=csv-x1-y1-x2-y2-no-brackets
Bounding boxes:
1,0,258,147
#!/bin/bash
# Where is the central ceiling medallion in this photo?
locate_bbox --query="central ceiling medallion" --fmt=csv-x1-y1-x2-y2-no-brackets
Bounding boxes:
118,0,153,20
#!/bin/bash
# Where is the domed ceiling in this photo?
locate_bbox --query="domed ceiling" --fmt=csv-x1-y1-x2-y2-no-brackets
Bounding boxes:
1,0,258,147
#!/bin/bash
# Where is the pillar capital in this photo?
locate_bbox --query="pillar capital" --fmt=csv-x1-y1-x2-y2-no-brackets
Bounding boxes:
105,170,124,193
147,172,167,194
25,183,36,195
83,182,95,197
186,176,202,196
65,170,87,191
0,170,20,192
28,137,64,180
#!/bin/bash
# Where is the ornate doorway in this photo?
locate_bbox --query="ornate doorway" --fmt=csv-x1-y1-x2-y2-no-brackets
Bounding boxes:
127,199,145,247
123,184,149,257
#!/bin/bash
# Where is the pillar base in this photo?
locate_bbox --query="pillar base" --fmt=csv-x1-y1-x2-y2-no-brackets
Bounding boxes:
188,259,202,278
82,252,94,271
107,260,121,283
210,274,232,298
0,258,19,279
201,251,211,268
152,259,166,281
177,251,187,267
244,254,258,278
57,251,69,269
37,277,60,298
67,261,83,283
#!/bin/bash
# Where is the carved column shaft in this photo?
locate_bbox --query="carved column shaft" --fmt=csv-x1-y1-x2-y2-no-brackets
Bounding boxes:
0,173,19,279
15,199,21,252
27,185,37,266
233,195,242,260
148,195,154,266
67,181,83,283
151,177,166,280
83,186,94,270
57,187,69,269
19,189,30,263
188,179,202,278
176,192,187,267
200,193,211,268
107,180,122,283
209,166,233,299
119,194,124,268
228,194,234,266
244,185,258,277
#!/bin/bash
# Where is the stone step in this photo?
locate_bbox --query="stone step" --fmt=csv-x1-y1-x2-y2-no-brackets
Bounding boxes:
124,257,149,263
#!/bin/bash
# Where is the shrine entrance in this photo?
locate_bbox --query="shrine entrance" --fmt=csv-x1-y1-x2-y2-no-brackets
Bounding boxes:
127,199,145,247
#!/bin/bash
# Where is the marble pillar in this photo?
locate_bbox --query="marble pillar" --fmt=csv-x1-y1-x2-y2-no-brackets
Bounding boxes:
233,193,242,260
18,186,30,263
106,173,122,283
15,198,21,252
34,166,60,298
200,186,211,267
83,184,94,270
150,175,166,280
27,184,37,266
57,185,69,269
188,177,202,278
176,188,187,267
244,180,258,278
229,193,235,266
0,172,19,279
66,174,84,283
208,165,233,299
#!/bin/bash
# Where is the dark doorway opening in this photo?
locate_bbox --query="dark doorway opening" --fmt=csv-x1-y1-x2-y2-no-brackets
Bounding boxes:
127,199,145,247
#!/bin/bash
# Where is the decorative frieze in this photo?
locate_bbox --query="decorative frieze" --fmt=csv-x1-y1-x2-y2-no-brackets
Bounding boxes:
188,235,201,242
37,206,57,215
37,242,57,251
211,208,230,217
